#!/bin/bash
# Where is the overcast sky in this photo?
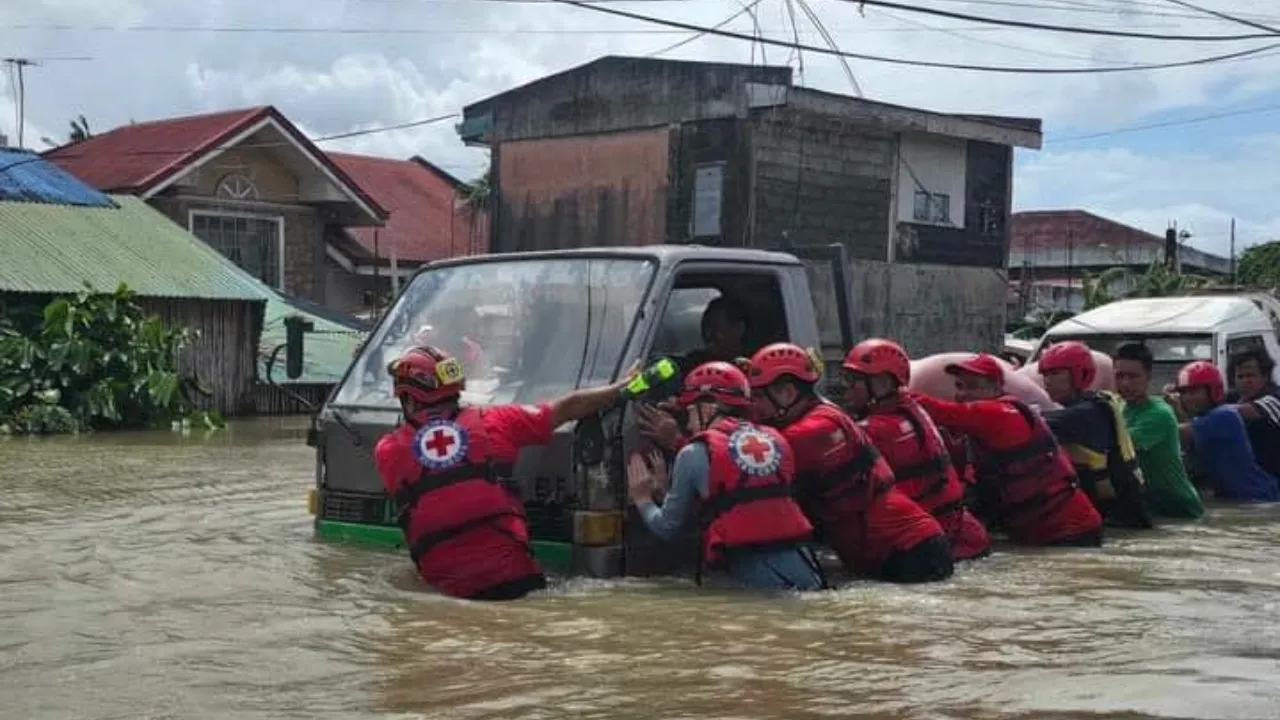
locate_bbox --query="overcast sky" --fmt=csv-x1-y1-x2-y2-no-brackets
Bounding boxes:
3,0,1279,256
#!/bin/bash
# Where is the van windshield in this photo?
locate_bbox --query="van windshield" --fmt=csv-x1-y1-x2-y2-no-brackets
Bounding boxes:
1040,333,1214,392
332,257,657,409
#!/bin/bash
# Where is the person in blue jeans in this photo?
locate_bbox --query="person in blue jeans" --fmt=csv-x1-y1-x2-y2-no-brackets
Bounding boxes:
1171,360,1280,503
626,361,826,592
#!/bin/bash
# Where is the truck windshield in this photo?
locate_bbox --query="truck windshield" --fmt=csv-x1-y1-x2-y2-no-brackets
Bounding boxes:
1041,333,1214,391
332,257,656,409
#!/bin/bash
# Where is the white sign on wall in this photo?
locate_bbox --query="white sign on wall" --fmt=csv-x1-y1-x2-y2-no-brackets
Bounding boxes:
692,162,725,238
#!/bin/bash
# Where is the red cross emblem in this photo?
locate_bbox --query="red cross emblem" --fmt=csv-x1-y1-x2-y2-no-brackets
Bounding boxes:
739,434,772,463
412,420,469,469
729,427,781,476
424,428,456,458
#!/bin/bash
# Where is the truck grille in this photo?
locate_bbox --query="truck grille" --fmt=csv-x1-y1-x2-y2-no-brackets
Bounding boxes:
320,489,575,541
321,491,393,525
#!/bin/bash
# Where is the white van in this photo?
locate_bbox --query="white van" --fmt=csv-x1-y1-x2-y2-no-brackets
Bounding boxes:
1032,293,1280,392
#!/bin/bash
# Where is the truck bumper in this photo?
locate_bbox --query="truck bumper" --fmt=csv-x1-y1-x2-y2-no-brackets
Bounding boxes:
309,489,623,577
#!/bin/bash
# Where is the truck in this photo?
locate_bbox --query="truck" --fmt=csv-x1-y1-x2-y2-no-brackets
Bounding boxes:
1031,292,1280,392
305,243,857,578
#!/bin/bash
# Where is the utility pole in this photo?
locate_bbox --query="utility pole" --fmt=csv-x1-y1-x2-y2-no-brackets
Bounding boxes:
1230,217,1237,287
3,58,39,148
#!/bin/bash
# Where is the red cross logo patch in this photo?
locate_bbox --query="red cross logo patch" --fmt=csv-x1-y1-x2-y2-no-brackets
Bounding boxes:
728,426,782,477
412,419,470,470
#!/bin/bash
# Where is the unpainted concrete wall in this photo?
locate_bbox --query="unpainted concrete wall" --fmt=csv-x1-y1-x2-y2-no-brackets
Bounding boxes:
750,110,894,262
807,258,1008,357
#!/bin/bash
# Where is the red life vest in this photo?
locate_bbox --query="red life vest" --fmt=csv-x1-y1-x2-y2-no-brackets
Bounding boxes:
695,417,814,569
970,397,1098,545
867,397,991,560
786,402,943,574
392,407,540,598
870,397,966,519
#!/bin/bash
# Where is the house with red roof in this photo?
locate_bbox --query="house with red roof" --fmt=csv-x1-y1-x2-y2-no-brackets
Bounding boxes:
325,152,488,313
43,106,488,314
1008,209,1231,317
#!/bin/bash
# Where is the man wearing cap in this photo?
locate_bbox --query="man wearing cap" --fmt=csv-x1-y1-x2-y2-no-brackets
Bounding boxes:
909,353,1105,547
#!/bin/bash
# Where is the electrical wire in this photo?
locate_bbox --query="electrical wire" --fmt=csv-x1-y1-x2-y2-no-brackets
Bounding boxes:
840,0,1275,41
554,0,1280,74
1159,0,1280,35
645,0,765,57
875,7,1148,65
0,113,461,176
1048,101,1280,143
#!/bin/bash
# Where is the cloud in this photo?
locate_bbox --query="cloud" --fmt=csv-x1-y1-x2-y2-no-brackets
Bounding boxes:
3,0,1279,248
1015,133,1280,254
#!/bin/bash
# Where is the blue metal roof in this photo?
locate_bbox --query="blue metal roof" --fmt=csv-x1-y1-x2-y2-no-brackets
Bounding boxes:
0,149,117,207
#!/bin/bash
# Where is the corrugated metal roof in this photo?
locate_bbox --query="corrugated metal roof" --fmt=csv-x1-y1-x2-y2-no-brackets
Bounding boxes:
0,194,271,301
328,152,485,263
41,107,269,192
259,293,365,386
42,107,388,220
0,148,117,207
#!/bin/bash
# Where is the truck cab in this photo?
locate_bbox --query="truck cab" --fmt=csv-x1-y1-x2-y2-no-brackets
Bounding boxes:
1031,293,1280,392
307,244,853,578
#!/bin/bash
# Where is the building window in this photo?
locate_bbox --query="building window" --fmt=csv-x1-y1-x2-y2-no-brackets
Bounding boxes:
216,173,260,201
912,190,951,224
191,212,284,289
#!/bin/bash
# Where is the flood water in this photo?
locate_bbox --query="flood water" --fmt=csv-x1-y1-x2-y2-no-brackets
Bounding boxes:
1,417,1279,720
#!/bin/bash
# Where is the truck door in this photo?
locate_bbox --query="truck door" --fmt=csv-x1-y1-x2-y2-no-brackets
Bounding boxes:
621,258,821,577
773,243,857,393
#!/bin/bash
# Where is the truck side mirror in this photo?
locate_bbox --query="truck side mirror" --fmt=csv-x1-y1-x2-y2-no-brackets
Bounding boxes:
284,315,315,380
574,413,607,466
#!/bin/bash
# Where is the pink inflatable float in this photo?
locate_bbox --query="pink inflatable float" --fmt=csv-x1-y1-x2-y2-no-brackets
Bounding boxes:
907,352,1060,411
1017,350,1116,393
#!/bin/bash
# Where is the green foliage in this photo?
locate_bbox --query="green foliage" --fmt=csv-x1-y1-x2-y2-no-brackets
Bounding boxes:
458,169,491,212
1238,240,1280,289
68,114,92,143
1015,261,1217,338
0,283,226,435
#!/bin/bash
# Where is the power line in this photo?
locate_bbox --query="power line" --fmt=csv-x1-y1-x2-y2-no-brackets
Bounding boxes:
842,0,1275,41
1159,0,1280,35
3,113,459,171
926,0,1280,24
554,0,1280,74
1048,102,1280,143
646,0,766,57
0,21,1193,36
876,8,1146,65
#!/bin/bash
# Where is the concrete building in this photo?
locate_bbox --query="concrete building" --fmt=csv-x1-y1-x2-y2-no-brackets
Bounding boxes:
456,56,1043,354
1009,210,1232,316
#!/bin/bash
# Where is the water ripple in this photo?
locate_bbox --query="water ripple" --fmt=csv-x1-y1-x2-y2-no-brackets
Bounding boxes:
2,418,1279,719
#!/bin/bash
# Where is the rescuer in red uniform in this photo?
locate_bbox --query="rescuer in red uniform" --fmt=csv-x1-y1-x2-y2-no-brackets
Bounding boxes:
374,345,634,601
911,353,1104,547
745,342,954,583
840,338,992,561
626,361,825,591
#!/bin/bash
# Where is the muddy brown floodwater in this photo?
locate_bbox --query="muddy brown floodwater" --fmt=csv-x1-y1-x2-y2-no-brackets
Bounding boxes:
1,417,1279,720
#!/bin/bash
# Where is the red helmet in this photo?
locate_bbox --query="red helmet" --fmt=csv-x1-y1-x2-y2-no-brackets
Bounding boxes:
747,342,822,388
677,361,751,408
388,345,466,407
1038,340,1097,390
842,338,910,387
1176,360,1225,403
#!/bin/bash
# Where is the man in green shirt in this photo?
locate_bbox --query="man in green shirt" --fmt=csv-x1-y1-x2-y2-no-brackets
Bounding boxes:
1113,343,1206,519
